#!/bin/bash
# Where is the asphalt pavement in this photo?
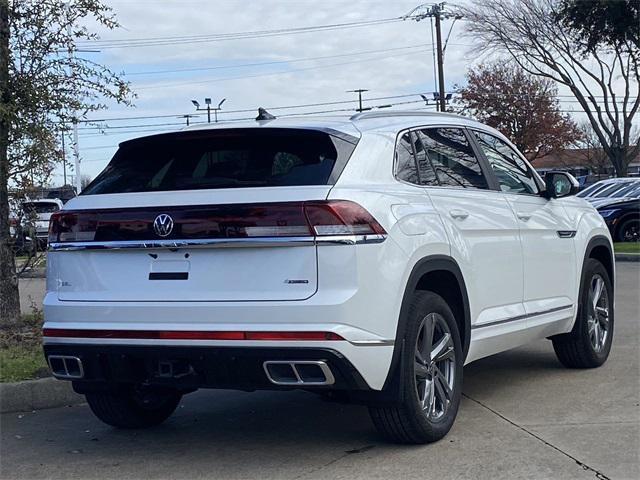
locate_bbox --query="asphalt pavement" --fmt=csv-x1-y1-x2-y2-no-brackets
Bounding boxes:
2,263,639,480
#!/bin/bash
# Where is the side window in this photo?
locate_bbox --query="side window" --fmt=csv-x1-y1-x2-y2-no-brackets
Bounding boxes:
411,131,439,186
473,131,539,195
416,128,489,189
395,132,420,184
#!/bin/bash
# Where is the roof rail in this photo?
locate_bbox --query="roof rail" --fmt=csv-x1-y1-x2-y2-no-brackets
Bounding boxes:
349,110,467,121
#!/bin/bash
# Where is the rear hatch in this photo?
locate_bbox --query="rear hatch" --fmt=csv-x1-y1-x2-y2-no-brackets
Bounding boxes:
50,127,359,302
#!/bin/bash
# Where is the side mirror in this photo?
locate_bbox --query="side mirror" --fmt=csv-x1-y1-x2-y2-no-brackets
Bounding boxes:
544,171,580,199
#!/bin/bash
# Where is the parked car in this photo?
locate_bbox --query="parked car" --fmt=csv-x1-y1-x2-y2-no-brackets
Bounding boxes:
577,178,640,206
597,198,640,242
43,111,615,444
21,198,63,245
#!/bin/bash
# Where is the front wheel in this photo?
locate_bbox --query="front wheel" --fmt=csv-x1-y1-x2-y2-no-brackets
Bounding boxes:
369,291,463,444
552,258,614,368
86,386,182,429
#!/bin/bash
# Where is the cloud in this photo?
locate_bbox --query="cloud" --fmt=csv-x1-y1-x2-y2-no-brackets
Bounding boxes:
64,0,478,181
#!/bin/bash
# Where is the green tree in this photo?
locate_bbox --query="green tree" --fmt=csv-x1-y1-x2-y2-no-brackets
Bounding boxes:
461,0,640,177
556,0,640,53
0,0,132,326
457,62,580,159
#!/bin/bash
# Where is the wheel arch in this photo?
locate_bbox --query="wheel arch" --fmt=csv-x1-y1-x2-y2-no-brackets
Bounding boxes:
380,255,470,397
582,235,615,293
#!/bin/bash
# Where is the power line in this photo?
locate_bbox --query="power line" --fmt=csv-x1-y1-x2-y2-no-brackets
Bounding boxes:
135,48,433,90
77,17,405,49
125,43,433,76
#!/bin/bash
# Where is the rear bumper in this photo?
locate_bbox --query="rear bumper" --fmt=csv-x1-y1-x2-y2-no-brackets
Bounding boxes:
43,344,370,393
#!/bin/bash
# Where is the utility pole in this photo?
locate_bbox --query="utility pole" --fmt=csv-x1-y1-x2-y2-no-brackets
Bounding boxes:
178,114,197,126
61,127,67,185
434,6,446,112
347,89,369,112
65,4,81,194
404,3,461,112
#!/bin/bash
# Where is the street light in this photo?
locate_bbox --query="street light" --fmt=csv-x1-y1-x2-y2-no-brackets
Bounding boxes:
191,98,226,123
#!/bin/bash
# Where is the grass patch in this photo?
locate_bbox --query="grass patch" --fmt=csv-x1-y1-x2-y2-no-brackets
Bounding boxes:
614,242,640,254
0,346,48,382
0,312,49,382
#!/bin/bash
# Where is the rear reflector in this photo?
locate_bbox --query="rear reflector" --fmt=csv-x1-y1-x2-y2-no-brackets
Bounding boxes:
42,329,344,341
48,200,385,243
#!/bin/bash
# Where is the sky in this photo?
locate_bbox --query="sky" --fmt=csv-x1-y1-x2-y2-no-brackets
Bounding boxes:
57,0,597,187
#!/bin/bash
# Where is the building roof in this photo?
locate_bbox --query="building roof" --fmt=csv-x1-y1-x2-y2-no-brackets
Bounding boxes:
532,148,639,169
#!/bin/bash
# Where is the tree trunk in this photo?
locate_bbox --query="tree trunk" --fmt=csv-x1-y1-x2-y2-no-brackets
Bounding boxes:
0,0,20,327
610,148,629,178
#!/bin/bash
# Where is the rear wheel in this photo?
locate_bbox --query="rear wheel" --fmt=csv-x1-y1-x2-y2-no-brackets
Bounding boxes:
369,291,463,444
617,218,639,242
552,258,614,368
86,386,182,429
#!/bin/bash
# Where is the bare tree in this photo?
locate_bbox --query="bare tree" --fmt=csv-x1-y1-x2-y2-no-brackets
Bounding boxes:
572,121,610,178
460,0,640,177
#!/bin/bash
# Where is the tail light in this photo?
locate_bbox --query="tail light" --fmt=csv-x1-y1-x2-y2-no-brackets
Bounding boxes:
48,200,385,243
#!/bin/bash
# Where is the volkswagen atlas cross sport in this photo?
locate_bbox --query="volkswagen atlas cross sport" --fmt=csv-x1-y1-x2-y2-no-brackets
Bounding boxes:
44,111,615,444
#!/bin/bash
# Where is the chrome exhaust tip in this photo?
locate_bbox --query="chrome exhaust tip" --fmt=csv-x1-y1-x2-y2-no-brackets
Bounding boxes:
47,355,84,379
263,360,335,386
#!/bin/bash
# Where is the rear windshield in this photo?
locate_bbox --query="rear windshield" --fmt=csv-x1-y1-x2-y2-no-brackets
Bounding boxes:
83,128,358,195
22,202,60,214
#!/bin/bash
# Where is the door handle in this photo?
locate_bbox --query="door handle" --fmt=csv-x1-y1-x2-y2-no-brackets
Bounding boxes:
516,212,532,221
449,209,469,220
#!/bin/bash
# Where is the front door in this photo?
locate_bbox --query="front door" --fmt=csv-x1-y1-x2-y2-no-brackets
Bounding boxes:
470,129,577,328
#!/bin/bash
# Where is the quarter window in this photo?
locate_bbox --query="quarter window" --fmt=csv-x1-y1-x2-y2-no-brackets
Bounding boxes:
395,133,420,184
473,131,539,195
415,128,489,189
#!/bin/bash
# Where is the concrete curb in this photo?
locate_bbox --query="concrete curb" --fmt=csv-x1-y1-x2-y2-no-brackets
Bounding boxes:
615,253,640,262
0,377,83,414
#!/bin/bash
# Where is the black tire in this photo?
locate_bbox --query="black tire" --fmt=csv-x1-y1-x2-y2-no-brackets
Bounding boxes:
616,217,639,242
552,258,614,368
369,291,463,444
86,386,182,429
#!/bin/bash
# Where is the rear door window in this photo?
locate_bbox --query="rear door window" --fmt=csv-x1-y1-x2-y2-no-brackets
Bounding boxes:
415,128,489,189
83,128,357,194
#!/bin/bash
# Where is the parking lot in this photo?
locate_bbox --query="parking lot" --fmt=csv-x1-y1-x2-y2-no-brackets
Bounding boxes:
2,262,638,480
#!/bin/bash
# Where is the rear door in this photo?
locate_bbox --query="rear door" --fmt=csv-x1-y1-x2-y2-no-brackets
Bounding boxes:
51,128,357,302
413,127,525,327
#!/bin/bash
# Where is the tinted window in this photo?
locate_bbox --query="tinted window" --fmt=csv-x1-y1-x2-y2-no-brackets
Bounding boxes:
83,129,357,194
395,132,420,184
411,131,439,186
416,128,488,189
473,131,539,194
22,202,60,214
577,181,611,198
593,182,633,198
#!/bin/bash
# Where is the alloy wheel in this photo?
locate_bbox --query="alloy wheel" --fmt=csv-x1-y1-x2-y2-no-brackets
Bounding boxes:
587,274,610,352
414,312,456,421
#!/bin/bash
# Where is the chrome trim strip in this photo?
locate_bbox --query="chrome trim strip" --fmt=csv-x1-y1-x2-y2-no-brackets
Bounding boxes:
557,230,577,239
471,304,574,330
49,234,386,251
349,339,395,346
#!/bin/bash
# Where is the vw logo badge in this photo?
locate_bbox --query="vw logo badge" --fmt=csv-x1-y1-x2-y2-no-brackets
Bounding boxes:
153,214,174,237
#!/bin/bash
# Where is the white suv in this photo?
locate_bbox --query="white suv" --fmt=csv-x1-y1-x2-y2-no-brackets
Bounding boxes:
44,111,614,443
